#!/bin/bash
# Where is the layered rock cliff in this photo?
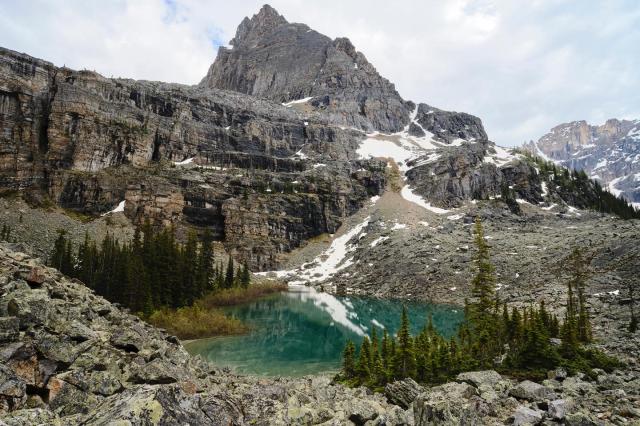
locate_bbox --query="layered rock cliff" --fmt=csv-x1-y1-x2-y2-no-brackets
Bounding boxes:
0,45,387,269
523,119,640,206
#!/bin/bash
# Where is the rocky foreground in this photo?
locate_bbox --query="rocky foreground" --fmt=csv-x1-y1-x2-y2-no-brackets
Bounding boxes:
1,243,639,425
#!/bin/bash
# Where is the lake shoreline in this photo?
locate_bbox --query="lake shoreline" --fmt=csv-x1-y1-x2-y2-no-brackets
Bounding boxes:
184,286,464,377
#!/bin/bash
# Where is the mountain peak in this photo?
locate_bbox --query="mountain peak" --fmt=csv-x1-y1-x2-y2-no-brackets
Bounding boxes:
231,4,288,48
200,5,411,132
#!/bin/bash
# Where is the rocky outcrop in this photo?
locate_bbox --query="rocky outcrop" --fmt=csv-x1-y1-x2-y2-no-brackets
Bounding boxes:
413,103,488,144
523,118,640,206
406,141,542,208
200,5,412,133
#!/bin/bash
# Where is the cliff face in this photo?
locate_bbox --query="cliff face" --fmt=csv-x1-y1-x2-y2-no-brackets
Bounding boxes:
0,46,388,269
200,5,412,133
523,119,640,206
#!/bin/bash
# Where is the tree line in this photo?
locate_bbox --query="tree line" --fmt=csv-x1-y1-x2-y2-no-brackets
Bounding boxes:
339,219,621,389
48,222,250,316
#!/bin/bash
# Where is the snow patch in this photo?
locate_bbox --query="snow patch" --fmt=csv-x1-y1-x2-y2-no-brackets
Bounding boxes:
400,185,450,214
288,285,367,335
369,236,389,248
256,217,370,285
282,97,313,107
173,157,194,166
102,200,125,216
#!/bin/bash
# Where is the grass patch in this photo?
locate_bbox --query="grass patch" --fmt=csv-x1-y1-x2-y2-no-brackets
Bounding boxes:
147,305,249,340
146,283,287,340
199,282,288,308
62,208,96,223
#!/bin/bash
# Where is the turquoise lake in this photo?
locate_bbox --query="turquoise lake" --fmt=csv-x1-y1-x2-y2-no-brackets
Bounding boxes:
184,286,463,377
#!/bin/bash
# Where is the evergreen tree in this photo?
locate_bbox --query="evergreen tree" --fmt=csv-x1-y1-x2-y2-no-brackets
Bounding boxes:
394,306,416,379
356,336,372,382
342,340,356,379
240,261,251,288
465,217,500,367
225,257,235,289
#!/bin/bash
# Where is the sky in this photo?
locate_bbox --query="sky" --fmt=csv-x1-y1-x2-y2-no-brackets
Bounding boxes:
1,0,639,146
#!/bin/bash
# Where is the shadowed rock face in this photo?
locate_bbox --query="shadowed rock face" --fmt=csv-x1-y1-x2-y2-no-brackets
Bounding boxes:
200,5,412,133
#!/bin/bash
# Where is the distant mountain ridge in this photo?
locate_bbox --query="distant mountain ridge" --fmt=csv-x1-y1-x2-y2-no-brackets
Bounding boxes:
523,118,640,207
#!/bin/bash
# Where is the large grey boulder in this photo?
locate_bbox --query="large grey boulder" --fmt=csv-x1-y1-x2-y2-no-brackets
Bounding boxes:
509,380,557,402
548,398,574,420
456,370,503,389
512,405,544,425
384,378,423,408
81,385,211,425
413,382,481,425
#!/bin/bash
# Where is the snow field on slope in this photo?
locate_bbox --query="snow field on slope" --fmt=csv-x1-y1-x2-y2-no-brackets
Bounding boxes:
256,217,371,285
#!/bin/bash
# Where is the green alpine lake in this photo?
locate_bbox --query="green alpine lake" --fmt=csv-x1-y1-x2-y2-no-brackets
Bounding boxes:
185,286,463,376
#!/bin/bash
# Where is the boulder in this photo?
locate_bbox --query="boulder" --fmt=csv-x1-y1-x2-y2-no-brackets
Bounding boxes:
24,267,47,287
548,398,574,420
509,380,557,402
512,405,544,425
6,289,50,329
81,385,211,425
413,382,480,425
0,407,62,426
547,367,568,381
456,370,503,389
0,364,26,414
347,399,381,425
564,411,599,426
0,317,19,343
561,377,596,397
384,378,423,408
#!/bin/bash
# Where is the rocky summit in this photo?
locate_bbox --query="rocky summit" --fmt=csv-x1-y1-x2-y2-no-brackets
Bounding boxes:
1,3,640,425
523,119,640,206
200,5,412,133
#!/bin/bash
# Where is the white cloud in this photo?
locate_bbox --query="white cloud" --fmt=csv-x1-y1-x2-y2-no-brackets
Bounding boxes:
1,0,638,146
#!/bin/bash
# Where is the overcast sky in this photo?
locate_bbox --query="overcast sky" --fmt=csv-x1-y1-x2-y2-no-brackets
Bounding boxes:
1,0,639,146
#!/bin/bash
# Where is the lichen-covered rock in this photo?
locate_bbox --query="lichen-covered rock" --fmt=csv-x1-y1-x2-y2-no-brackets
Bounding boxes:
509,380,557,402
548,398,574,420
456,370,503,389
413,382,479,425
385,378,423,409
512,405,544,425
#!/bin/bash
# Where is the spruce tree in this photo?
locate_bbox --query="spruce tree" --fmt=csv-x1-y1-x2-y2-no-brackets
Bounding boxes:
394,306,416,379
356,336,372,382
466,217,500,367
342,340,356,379
240,262,251,288
225,257,235,289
